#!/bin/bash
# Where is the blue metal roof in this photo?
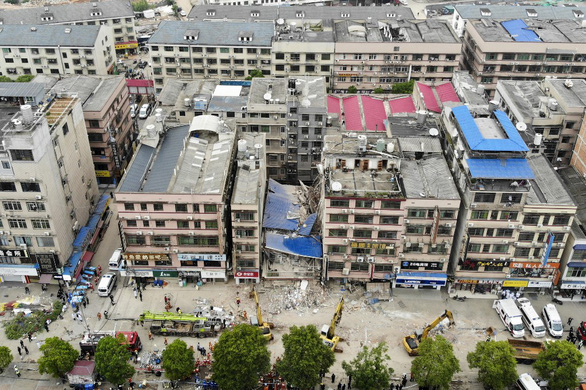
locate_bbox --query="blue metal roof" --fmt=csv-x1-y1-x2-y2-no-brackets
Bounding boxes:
265,232,322,258
263,179,301,231
72,227,92,251
143,126,190,193
452,106,529,152
94,194,110,216
86,214,101,232
467,158,535,180
501,20,541,42
298,213,317,236
119,145,155,192
63,251,83,277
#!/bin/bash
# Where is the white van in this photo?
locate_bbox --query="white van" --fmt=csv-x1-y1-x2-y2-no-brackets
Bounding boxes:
108,248,123,271
516,373,540,390
98,273,117,297
517,298,546,338
542,303,563,338
494,298,525,338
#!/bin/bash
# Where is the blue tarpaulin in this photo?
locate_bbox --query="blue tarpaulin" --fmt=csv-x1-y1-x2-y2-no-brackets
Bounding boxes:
265,232,322,258
94,194,109,216
501,20,541,42
86,214,101,232
263,179,302,231
452,106,529,152
467,158,535,179
72,227,92,251
298,213,317,236
63,251,83,278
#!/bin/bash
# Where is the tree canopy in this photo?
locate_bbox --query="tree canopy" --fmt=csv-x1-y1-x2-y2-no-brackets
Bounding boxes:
94,334,135,385
131,0,150,12
534,340,584,390
276,325,335,389
411,335,460,390
0,346,13,374
212,324,271,390
347,86,358,94
467,341,518,390
162,339,195,381
38,337,78,378
391,80,415,94
373,87,385,94
245,69,265,80
342,342,393,390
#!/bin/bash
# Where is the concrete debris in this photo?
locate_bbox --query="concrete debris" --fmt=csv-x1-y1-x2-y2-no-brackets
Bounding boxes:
265,281,329,316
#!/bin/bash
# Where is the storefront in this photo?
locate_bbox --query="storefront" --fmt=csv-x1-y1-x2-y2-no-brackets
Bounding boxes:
115,41,139,55
201,270,227,283
395,272,447,290
0,264,39,283
234,270,260,284
452,277,505,294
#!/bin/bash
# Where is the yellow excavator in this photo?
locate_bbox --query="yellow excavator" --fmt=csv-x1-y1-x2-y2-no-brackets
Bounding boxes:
250,289,274,341
403,310,455,356
320,297,344,352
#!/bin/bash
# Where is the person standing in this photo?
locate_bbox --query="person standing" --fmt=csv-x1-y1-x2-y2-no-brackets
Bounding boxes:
24,346,28,355
133,288,138,299
24,286,30,295
109,294,115,305
14,366,20,377
331,373,336,383
17,347,21,356
139,290,143,302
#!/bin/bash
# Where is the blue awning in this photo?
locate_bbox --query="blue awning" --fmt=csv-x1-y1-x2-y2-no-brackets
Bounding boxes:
573,244,586,251
265,232,322,259
62,251,83,277
396,272,447,286
94,194,110,216
467,158,535,180
568,262,586,268
72,227,92,251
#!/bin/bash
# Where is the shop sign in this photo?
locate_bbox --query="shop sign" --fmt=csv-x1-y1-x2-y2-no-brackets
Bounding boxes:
34,254,59,274
123,253,170,261
115,42,139,50
401,261,443,270
0,248,29,257
561,282,585,289
0,266,38,276
350,242,392,250
201,270,225,279
95,170,111,178
235,270,259,278
120,269,153,277
503,279,528,288
396,278,446,286
527,280,552,288
153,270,178,278
511,262,559,269
178,254,226,262
476,260,509,268
456,279,479,284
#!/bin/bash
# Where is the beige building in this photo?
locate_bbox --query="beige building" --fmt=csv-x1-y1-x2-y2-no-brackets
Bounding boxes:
231,133,266,284
115,116,236,283
0,24,116,78
440,104,576,293
572,117,586,177
322,132,460,288
0,0,137,55
0,98,99,283
51,76,135,186
462,18,586,97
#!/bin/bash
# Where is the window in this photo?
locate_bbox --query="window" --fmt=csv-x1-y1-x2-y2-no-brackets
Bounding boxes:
330,214,348,223
330,200,349,207
26,202,45,212
380,216,399,224
124,203,135,211
206,221,218,229
500,211,518,220
440,210,456,219
354,215,373,224
552,215,571,225
468,228,484,236
175,204,188,212
378,231,397,239
353,230,372,238
474,192,495,203
329,229,347,237
492,244,509,253
178,235,218,246
495,229,513,237
381,201,401,209
471,210,489,220
36,236,54,247
204,204,217,213
500,193,522,204
152,236,171,246
127,220,137,227
153,203,164,211
407,209,431,218
0,182,16,192
155,220,165,228
32,219,50,229
355,200,373,208
21,182,40,192
10,149,34,161
8,219,27,229
3,201,21,211
523,214,540,225
141,203,148,211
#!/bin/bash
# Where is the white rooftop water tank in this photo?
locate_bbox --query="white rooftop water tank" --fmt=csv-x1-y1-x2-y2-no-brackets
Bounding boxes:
237,139,248,153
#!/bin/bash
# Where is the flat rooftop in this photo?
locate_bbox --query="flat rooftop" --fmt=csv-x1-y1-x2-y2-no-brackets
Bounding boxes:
526,154,574,206
455,5,586,20
497,81,548,121
401,157,460,200
0,24,103,47
547,79,586,108
334,19,458,43
471,19,586,43
52,76,125,112
558,167,586,223
248,78,288,106
232,133,265,205
329,168,401,196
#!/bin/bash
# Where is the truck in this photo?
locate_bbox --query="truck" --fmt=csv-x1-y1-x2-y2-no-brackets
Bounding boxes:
79,331,142,356
139,311,225,338
403,310,455,356
517,298,546,338
507,339,545,364
494,298,525,338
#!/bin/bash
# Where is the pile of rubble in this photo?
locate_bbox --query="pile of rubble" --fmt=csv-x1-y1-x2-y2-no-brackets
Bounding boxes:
263,281,330,316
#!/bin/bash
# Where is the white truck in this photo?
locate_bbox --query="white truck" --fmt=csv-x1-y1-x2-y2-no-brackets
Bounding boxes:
494,298,525,338
542,303,563,338
517,298,546,338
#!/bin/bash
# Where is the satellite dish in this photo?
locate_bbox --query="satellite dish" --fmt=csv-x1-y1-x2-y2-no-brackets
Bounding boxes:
263,92,272,101
331,181,342,192
301,98,311,108
276,18,285,25
516,122,527,131
429,128,439,136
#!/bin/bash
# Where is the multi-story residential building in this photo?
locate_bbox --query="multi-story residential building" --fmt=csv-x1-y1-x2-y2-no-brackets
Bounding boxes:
115,115,236,283
0,0,137,55
451,5,586,38
321,133,460,288
147,21,274,93
0,98,99,283
231,133,266,284
495,78,586,167
440,104,576,293
461,18,586,97
51,76,135,186
0,25,116,78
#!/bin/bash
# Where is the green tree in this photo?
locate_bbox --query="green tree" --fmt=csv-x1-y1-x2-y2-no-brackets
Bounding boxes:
342,342,393,390
411,335,460,390
94,335,135,385
467,341,517,390
0,76,13,82
392,80,415,94
16,75,34,82
347,86,358,94
212,324,270,390
245,69,264,80
162,339,195,381
276,325,335,389
534,340,584,390
373,87,385,94
38,337,78,379
131,0,150,12
0,346,13,374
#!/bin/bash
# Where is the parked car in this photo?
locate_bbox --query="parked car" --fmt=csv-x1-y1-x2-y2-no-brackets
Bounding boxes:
130,103,138,119
138,104,151,119
180,10,187,16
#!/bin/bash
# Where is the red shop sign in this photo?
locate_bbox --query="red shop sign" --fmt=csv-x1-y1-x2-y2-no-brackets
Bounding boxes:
235,271,259,278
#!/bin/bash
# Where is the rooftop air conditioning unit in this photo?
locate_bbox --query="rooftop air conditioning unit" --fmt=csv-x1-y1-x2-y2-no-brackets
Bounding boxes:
468,223,474,227
508,224,515,229
518,225,525,230
537,224,543,228
404,219,410,224
398,253,405,258
367,257,375,263
564,226,571,231
375,210,381,215
445,223,452,228
44,232,51,236
136,231,143,235
135,216,141,220
164,247,170,251
405,242,411,247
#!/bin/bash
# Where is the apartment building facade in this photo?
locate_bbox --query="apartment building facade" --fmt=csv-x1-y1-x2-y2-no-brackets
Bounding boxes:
0,99,99,283
321,133,460,288
0,25,116,78
0,0,137,54
462,18,586,97
231,133,266,284
52,76,135,185
116,116,236,282
440,105,576,293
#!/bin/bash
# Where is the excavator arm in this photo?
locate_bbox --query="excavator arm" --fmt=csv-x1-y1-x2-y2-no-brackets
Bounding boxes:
327,297,344,339
254,291,263,325
421,310,455,339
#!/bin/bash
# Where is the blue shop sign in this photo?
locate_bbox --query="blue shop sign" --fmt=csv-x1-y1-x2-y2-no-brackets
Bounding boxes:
396,278,446,286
